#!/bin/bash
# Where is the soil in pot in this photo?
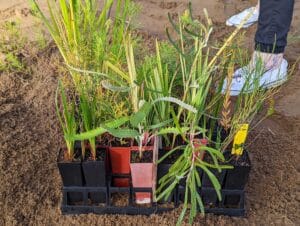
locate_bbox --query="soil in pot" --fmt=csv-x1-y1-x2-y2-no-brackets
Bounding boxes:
130,150,154,204
223,150,251,207
57,148,83,204
82,147,107,203
109,138,132,187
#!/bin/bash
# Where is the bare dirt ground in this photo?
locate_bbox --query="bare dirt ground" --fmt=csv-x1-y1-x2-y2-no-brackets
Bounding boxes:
0,0,300,225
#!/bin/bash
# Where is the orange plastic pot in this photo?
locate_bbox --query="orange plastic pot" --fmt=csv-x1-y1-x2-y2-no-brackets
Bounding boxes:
109,147,131,187
130,162,154,204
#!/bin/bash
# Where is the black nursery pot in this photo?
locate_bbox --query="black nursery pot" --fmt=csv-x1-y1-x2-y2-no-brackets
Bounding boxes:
223,150,251,206
200,152,227,206
157,148,183,202
201,169,226,206
157,163,174,202
82,147,107,203
57,149,84,203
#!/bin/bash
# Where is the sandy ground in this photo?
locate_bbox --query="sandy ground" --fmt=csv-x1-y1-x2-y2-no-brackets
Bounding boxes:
1,0,300,225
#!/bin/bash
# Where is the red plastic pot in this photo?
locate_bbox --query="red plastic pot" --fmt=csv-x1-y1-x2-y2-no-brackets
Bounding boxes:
192,138,208,160
109,147,131,187
130,162,154,204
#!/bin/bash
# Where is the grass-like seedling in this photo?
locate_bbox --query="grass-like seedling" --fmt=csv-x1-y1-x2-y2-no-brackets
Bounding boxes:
141,40,177,146
77,78,99,160
215,40,280,154
55,81,77,161
32,0,138,85
33,0,140,157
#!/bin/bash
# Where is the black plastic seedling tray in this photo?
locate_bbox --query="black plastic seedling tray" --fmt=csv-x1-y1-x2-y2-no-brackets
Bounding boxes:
61,175,174,215
61,177,246,216
60,149,250,217
176,186,245,217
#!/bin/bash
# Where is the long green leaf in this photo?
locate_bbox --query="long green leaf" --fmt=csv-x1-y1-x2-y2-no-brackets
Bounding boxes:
154,97,197,113
101,80,130,92
198,164,222,201
157,145,185,164
69,116,130,141
69,127,107,141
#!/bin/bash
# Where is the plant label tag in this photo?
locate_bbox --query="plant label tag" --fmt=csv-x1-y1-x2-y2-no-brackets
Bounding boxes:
232,124,249,156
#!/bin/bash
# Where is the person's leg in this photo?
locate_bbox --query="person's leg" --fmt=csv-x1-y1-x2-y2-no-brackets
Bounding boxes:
223,0,295,96
226,1,259,28
253,0,295,70
255,0,294,54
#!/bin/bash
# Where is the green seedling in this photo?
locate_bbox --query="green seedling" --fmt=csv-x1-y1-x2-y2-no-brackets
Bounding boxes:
55,81,77,161
32,0,138,86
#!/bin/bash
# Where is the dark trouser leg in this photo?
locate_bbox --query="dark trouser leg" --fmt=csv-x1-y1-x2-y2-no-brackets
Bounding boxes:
255,0,295,53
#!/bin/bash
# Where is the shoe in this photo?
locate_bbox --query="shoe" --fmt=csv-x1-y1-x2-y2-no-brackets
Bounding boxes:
226,7,259,28
222,59,288,96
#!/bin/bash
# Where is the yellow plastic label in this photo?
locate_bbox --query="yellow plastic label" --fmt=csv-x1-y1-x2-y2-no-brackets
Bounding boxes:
232,124,249,156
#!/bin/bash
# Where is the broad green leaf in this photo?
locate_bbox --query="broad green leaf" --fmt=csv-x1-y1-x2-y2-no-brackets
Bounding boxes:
106,128,139,138
130,101,152,127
